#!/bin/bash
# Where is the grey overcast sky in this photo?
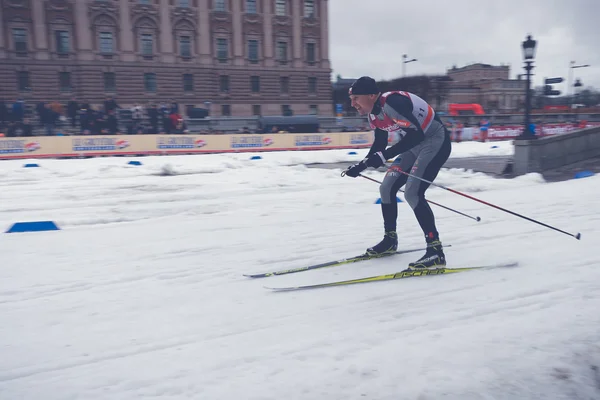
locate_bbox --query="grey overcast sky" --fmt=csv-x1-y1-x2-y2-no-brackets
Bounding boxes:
328,0,600,93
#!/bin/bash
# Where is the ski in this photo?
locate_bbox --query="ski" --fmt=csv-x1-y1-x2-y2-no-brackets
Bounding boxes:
266,262,519,292
244,245,452,279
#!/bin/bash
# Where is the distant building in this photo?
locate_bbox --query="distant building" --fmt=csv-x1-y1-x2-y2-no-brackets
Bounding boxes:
332,63,527,116
446,63,526,113
447,63,510,81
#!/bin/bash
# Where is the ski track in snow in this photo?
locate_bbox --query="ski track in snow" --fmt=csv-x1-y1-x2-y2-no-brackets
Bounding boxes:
1,144,599,400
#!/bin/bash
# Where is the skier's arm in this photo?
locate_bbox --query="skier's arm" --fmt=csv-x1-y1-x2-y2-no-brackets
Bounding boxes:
366,128,388,158
382,94,426,158
344,127,388,177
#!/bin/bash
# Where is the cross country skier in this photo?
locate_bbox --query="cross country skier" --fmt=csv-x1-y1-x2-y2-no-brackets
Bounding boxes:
343,76,451,269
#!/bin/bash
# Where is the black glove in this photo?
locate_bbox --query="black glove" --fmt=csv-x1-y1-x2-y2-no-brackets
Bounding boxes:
365,151,388,169
343,161,367,178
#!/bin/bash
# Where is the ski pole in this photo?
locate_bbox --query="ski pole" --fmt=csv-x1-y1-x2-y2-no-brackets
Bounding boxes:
392,168,582,240
357,173,481,222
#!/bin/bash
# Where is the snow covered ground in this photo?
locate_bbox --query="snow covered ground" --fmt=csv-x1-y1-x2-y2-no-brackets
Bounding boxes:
1,140,599,400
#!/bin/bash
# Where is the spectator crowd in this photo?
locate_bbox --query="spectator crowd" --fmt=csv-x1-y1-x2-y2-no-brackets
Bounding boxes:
0,97,188,137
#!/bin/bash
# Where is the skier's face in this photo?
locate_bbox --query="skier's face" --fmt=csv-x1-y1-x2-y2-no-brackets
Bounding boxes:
350,94,378,115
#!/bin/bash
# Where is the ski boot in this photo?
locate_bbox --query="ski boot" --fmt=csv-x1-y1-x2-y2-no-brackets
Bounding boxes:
366,231,398,257
408,240,446,269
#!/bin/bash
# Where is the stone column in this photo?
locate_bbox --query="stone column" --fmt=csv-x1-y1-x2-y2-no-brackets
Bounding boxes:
159,0,174,62
74,0,93,61
119,0,135,61
319,0,330,69
231,0,243,65
292,0,302,67
197,0,212,64
262,0,273,67
31,0,49,59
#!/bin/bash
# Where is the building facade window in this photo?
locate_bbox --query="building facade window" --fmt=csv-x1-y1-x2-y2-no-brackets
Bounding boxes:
309,105,318,115
55,31,70,53
275,0,287,15
173,19,196,60
219,75,230,92
104,72,116,91
183,74,193,91
281,104,292,116
93,15,119,56
252,105,261,116
280,76,289,93
13,28,27,53
17,71,30,91
276,41,288,64
221,104,231,116
217,38,228,62
214,0,226,11
99,32,114,53
178,0,190,7
308,77,317,93
250,76,260,92
246,0,257,13
59,72,71,91
306,42,315,64
144,73,157,92
304,0,315,17
179,36,191,58
248,39,259,63
134,17,159,58
141,34,153,56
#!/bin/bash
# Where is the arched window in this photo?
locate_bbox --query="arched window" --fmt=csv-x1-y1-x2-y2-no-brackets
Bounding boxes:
133,16,159,58
274,31,290,65
214,28,231,64
303,33,319,66
7,14,32,58
173,19,196,60
92,15,119,56
47,18,74,58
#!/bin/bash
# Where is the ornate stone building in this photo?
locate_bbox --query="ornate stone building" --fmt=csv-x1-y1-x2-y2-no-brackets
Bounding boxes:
446,63,527,113
0,0,332,116
447,63,510,82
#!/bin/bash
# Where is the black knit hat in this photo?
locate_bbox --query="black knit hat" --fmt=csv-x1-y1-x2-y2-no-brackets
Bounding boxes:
349,76,379,95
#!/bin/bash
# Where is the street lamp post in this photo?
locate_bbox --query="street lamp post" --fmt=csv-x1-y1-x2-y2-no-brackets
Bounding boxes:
517,34,537,140
568,61,590,97
204,100,212,131
573,78,583,122
573,78,583,97
402,54,417,77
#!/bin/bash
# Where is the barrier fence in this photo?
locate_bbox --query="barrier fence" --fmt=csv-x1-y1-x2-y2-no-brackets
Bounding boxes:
2,123,599,160
0,132,373,160
458,122,600,141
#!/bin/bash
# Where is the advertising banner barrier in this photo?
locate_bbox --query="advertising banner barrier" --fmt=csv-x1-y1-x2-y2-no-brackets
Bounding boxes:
0,132,375,160
482,122,600,140
0,137,57,158
458,122,600,141
2,124,598,160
